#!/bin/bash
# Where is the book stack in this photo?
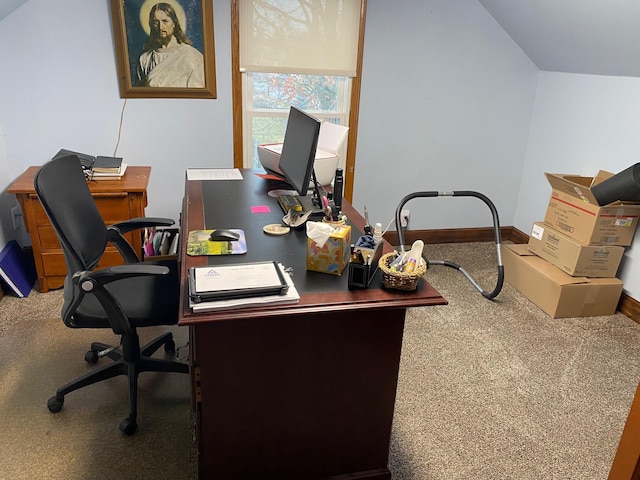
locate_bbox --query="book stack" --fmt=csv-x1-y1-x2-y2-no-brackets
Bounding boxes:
91,156,127,180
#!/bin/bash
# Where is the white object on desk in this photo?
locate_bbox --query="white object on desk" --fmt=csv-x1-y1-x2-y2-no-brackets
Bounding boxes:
187,168,243,181
190,263,299,312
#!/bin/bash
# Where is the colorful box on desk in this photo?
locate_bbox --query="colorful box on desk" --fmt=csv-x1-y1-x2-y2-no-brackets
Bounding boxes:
306,225,351,275
544,172,640,246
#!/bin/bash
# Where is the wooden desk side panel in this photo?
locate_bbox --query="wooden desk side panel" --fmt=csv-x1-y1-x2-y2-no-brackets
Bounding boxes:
194,308,404,480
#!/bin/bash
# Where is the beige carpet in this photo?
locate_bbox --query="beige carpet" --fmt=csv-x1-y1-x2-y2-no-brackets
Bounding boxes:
1,242,639,480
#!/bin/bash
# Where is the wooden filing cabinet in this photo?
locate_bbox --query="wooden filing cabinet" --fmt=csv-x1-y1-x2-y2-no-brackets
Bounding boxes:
8,166,151,293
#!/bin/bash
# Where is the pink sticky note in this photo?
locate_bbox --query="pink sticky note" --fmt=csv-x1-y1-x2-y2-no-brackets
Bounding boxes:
251,205,270,214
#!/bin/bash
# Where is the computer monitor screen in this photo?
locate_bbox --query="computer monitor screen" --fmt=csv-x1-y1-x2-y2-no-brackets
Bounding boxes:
278,106,321,197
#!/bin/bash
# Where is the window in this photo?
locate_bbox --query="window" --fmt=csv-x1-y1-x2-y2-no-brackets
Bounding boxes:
243,72,351,168
232,0,366,200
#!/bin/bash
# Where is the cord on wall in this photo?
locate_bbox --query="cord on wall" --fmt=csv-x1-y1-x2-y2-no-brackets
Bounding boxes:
113,99,127,157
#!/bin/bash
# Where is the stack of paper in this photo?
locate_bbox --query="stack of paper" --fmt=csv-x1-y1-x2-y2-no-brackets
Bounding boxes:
189,263,299,313
91,163,128,180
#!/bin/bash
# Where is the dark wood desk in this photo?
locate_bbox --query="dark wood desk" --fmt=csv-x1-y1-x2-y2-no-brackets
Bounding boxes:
178,170,447,480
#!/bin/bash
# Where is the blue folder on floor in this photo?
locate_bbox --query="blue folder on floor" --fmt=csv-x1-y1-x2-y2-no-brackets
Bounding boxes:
0,240,37,297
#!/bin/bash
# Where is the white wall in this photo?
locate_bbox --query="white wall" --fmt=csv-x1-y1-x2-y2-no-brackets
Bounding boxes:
0,0,234,225
354,1,539,232
515,72,640,298
0,123,17,246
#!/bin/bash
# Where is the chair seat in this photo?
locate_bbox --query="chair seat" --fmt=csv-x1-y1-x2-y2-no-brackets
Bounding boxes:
71,259,179,329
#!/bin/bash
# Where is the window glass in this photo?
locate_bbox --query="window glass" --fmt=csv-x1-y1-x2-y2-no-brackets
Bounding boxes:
245,73,350,168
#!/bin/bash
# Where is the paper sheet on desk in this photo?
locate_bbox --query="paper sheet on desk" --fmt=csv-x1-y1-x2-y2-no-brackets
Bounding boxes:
190,263,299,312
187,169,243,181
192,261,284,293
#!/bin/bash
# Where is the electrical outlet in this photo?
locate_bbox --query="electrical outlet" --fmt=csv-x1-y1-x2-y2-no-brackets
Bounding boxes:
401,209,410,228
11,206,22,230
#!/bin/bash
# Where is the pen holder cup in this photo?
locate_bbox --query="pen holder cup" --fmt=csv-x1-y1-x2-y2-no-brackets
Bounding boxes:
322,215,347,227
379,252,427,291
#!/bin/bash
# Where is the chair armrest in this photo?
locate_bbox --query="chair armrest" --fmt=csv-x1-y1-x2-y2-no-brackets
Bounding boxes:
109,217,175,235
78,264,170,285
107,217,175,264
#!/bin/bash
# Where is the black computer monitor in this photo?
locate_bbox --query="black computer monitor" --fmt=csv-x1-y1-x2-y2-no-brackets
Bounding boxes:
278,106,321,197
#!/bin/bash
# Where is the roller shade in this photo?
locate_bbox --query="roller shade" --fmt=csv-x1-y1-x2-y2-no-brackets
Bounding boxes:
239,0,361,77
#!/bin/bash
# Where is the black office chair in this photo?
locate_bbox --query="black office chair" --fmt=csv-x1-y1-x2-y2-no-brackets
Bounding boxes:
34,154,189,435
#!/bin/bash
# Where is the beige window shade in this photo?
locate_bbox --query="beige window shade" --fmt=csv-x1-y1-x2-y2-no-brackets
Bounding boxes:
239,0,361,77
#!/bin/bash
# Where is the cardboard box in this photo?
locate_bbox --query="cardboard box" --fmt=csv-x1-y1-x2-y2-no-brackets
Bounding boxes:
502,244,623,318
258,122,349,186
544,172,640,246
528,222,625,277
306,225,351,275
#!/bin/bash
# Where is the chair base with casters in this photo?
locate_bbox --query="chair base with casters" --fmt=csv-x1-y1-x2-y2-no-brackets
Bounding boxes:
47,330,189,435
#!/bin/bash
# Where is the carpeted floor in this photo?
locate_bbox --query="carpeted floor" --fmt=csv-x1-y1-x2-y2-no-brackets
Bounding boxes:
1,242,639,479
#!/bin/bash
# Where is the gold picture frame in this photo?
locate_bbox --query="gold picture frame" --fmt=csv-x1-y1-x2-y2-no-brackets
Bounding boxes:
109,0,216,99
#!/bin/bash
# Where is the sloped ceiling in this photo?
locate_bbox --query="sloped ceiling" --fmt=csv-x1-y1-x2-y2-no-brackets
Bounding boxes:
478,0,640,78
1,1,638,78
0,0,27,21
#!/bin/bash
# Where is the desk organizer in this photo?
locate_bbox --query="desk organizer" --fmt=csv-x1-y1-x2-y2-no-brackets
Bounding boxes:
348,242,383,289
379,252,426,291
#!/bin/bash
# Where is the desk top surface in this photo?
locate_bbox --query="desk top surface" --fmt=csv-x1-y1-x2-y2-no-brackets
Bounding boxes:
178,170,446,324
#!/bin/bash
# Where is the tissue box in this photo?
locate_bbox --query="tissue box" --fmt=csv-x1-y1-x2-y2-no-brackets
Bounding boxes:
258,122,349,186
307,225,351,275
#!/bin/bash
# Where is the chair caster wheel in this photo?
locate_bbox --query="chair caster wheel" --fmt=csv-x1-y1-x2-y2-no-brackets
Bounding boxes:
84,350,99,364
119,417,137,435
47,396,64,413
164,339,176,354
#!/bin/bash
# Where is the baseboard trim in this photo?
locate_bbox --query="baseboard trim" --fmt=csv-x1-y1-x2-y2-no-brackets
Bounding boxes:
383,226,639,324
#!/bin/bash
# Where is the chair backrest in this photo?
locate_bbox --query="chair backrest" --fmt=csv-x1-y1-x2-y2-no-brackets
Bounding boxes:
34,155,108,275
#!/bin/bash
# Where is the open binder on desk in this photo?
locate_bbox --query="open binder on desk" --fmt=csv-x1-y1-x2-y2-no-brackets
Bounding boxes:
189,262,299,312
189,260,289,303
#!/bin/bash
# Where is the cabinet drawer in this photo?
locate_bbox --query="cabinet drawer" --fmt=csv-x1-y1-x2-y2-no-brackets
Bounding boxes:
38,225,138,251
42,249,126,276
33,193,132,225
38,225,62,250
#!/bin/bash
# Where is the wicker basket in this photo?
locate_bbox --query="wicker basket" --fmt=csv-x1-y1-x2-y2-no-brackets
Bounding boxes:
379,252,427,291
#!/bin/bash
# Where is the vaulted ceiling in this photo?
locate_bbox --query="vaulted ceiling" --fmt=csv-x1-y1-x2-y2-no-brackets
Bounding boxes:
1,1,638,78
0,0,27,22
478,0,640,78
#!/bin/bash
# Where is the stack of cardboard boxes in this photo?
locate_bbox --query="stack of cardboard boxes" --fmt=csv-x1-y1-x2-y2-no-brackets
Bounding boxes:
502,171,640,318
